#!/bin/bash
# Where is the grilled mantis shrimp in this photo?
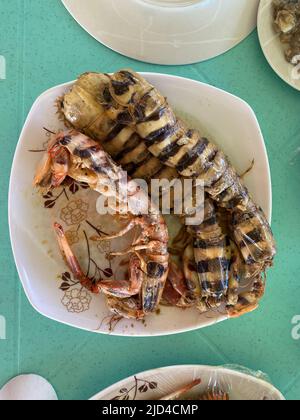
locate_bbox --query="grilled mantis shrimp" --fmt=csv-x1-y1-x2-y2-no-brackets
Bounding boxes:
34,130,169,320
162,198,232,312
58,70,276,317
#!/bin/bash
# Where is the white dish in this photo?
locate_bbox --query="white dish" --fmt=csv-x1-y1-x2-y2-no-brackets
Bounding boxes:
90,365,285,400
258,0,300,91
0,375,58,401
9,72,272,337
62,0,259,65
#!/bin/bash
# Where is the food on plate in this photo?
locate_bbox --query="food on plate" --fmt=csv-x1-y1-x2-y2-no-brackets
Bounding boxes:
273,0,300,64
160,379,229,401
58,70,276,318
59,74,232,314
34,131,169,320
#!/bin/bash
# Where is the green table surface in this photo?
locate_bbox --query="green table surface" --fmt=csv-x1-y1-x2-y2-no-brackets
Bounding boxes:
1,0,300,401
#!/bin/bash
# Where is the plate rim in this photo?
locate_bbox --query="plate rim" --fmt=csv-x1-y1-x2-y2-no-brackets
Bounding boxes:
89,364,286,400
61,0,259,66
258,0,300,92
8,72,272,337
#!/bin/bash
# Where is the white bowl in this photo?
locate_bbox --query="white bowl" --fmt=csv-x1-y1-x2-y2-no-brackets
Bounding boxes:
258,0,300,91
90,365,285,400
62,0,259,65
9,72,272,337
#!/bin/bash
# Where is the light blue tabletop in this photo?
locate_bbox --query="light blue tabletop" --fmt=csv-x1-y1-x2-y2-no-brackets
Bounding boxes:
0,0,299,400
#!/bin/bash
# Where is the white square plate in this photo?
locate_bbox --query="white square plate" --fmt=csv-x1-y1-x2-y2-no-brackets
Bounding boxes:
9,73,272,336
